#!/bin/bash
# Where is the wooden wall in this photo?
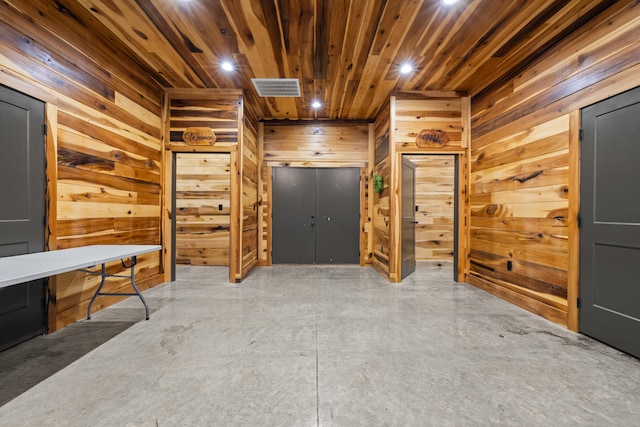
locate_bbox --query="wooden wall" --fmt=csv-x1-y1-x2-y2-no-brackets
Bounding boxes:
405,155,455,265
394,95,467,152
0,0,165,330
373,94,469,282
372,99,392,277
163,89,258,283
175,153,231,266
241,106,259,277
259,121,370,265
469,1,640,330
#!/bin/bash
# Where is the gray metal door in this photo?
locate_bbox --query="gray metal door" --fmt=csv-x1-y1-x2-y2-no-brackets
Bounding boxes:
272,168,359,264
272,168,316,263
401,157,416,279
580,86,640,358
316,168,360,264
0,85,46,351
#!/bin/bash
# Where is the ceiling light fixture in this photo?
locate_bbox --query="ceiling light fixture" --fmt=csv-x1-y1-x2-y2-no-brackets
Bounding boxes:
442,0,457,4
400,63,413,74
221,61,234,72
311,101,322,109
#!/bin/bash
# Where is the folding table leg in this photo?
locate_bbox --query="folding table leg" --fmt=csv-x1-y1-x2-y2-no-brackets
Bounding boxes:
128,257,150,320
86,263,107,320
85,256,150,320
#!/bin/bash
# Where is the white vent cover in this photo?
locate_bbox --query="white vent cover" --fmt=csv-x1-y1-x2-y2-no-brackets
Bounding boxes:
251,78,301,97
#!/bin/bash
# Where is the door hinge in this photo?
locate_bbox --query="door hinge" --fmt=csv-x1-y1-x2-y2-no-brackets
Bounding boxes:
578,129,583,141
43,123,48,136
577,213,582,229
577,298,581,308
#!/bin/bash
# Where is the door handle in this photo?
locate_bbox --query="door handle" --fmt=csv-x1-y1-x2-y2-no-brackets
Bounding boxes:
412,221,419,224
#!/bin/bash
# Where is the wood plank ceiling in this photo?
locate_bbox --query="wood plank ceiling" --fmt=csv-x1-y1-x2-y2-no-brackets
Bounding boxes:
75,0,613,121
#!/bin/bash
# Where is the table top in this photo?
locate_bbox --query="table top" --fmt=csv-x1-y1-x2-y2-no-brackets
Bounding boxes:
0,245,161,289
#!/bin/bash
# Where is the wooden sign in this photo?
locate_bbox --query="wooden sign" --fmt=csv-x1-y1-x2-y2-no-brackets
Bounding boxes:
182,127,216,146
416,129,449,148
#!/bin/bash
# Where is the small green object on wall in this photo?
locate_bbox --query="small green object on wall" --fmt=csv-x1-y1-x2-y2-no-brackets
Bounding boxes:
373,173,384,194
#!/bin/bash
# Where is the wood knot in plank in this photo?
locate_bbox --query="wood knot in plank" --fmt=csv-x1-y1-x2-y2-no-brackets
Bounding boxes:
513,170,543,183
485,204,499,215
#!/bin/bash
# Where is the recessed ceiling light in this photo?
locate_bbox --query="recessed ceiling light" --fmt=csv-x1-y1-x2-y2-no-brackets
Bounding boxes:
311,101,322,109
400,63,413,74
442,0,457,4
221,61,234,72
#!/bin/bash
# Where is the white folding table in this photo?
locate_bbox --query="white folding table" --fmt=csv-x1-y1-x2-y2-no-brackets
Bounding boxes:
0,245,162,320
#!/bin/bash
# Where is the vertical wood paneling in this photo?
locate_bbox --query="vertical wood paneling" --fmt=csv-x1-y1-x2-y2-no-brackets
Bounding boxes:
259,121,370,266
469,2,640,328
175,153,230,266
0,1,164,330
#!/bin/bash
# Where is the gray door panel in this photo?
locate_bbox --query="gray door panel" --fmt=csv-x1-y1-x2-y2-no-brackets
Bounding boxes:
316,168,360,264
272,168,316,263
580,85,640,358
401,157,416,279
0,85,46,351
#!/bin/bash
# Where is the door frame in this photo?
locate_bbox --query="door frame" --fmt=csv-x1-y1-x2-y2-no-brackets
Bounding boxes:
391,150,464,282
164,145,239,283
400,157,417,279
171,152,232,275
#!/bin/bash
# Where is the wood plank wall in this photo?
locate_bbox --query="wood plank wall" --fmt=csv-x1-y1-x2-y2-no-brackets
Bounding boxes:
394,94,466,152
166,94,241,151
163,89,259,283
469,1,640,330
259,121,370,265
241,106,259,277
0,0,165,330
405,155,455,265
175,153,231,266
373,94,469,282
372,99,392,277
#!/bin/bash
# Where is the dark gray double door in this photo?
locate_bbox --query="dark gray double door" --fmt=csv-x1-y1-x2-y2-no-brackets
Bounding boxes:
580,85,640,358
272,168,360,264
0,85,47,351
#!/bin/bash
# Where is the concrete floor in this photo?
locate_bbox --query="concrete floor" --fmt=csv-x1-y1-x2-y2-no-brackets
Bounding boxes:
1,265,639,426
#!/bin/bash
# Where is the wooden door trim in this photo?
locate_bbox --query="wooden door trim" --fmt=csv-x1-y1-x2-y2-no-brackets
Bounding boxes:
393,151,469,283
567,110,580,332
163,145,238,283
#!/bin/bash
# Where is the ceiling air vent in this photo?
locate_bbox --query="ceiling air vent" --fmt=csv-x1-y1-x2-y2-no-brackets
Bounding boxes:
251,78,301,97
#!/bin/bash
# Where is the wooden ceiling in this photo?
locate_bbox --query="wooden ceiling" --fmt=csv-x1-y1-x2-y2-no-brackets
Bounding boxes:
76,0,613,121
